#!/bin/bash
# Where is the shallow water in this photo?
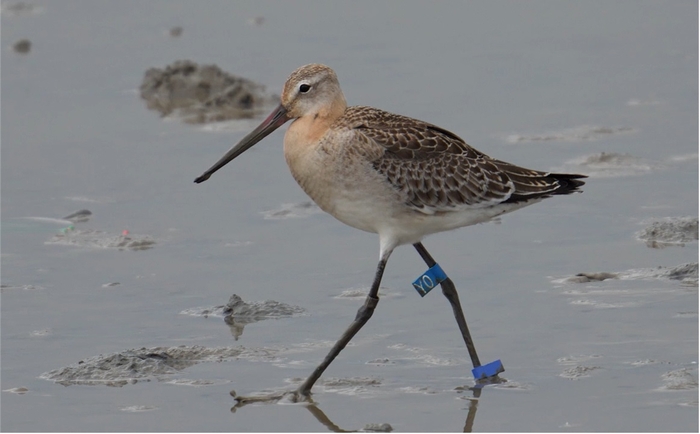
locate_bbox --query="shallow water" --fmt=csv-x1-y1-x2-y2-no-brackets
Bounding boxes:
2,1,698,431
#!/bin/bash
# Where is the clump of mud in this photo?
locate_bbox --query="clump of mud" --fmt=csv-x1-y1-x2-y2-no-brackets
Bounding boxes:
560,262,698,286
660,263,699,284
1,284,43,291
273,376,383,397
660,368,698,391
169,26,183,37
181,294,305,340
63,209,92,223
221,294,305,321
362,423,393,432
40,345,280,386
12,39,31,54
565,272,619,283
2,387,29,394
46,228,155,251
636,217,698,248
559,365,600,380
139,60,278,124
1,2,43,16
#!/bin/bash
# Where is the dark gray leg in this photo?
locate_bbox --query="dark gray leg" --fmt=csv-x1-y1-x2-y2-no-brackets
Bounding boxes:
232,251,392,405
295,252,390,397
413,242,481,368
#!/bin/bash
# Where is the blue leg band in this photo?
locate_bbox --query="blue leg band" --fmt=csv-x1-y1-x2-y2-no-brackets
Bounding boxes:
412,263,447,297
472,359,505,380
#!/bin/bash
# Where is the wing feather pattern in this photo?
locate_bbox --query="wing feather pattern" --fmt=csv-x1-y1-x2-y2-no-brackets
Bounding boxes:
336,107,585,214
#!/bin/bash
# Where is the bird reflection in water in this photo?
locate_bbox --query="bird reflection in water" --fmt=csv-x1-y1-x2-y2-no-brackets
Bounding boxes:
230,382,501,432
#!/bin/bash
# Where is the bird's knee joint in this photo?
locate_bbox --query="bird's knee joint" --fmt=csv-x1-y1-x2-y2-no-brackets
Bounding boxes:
355,296,378,321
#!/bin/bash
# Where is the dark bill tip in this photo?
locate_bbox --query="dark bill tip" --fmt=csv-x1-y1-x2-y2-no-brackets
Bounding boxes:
194,173,210,184
193,104,289,184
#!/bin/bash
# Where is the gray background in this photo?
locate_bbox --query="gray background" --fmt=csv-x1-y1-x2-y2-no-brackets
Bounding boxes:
2,1,697,431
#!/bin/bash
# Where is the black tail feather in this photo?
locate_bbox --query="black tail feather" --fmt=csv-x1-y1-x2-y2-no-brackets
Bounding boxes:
549,173,587,194
504,173,587,204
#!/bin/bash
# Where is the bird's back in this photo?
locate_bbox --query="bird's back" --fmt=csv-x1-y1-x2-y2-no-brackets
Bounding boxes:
331,106,586,216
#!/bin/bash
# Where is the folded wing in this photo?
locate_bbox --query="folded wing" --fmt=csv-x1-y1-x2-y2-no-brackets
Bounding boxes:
343,106,586,214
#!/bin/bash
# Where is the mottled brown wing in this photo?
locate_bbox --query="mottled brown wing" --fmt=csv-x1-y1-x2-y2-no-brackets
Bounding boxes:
343,107,512,213
343,106,578,213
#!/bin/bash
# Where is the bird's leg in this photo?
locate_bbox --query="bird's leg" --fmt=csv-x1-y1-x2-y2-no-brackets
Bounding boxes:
413,242,482,368
232,253,390,405
294,253,390,397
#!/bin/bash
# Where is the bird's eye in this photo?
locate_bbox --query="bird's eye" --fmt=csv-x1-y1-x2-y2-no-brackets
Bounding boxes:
299,84,311,93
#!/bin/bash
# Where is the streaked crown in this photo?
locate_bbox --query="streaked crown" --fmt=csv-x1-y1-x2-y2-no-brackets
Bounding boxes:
281,64,346,118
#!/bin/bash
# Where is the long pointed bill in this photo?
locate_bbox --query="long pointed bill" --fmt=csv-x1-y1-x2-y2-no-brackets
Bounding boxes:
194,104,290,183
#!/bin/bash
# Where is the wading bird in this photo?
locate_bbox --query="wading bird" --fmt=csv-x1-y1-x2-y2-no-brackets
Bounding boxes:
195,64,586,402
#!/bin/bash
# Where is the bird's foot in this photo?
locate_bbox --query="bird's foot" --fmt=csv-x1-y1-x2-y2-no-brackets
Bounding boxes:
230,388,312,408
473,373,508,388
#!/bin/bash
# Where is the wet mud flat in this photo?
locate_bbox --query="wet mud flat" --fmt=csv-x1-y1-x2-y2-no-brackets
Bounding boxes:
2,1,697,432
38,293,307,385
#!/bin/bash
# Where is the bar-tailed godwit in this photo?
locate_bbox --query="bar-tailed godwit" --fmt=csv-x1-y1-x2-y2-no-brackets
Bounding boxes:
195,64,586,402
